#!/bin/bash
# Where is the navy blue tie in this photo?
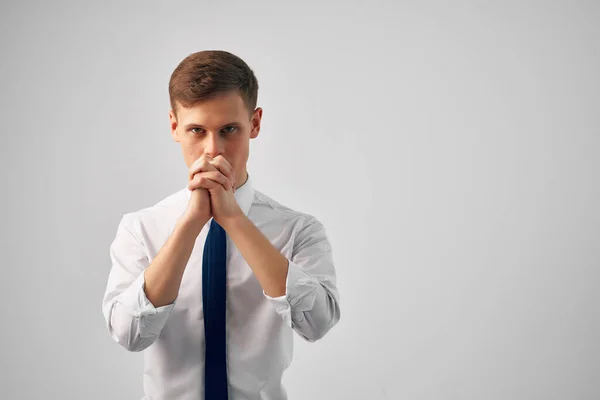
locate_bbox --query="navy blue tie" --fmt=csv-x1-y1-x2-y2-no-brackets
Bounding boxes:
202,218,229,399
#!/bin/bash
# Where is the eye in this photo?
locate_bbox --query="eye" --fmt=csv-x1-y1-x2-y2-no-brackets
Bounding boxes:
221,125,237,134
190,127,204,134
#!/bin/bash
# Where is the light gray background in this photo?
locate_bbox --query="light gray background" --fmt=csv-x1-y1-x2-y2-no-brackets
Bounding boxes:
1,1,598,399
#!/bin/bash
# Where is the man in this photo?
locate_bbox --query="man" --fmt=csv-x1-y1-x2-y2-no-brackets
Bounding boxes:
101,50,341,400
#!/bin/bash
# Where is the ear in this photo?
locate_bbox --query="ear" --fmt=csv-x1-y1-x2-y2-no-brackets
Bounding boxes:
250,107,262,139
169,109,180,142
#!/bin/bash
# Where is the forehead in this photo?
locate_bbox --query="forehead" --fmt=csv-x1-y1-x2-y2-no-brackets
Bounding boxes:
175,91,249,125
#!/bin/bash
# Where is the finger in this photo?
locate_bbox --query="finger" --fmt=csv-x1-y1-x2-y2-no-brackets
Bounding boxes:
210,156,233,176
209,157,234,185
211,155,234,172
188,156,217,181
188,174,222,191
189,171,232,191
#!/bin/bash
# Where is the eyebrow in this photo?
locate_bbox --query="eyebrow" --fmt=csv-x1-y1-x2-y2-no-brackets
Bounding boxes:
183,121,242,130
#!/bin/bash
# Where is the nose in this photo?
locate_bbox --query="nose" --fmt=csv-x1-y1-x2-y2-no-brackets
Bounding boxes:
204,132,224,158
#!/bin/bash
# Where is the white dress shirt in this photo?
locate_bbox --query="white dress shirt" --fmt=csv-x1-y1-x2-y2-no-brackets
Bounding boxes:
102,173,341,400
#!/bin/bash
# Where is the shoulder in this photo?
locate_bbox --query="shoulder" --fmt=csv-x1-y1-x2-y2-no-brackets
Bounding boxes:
252,190,311,219
252,191,332,256
251,189,326,234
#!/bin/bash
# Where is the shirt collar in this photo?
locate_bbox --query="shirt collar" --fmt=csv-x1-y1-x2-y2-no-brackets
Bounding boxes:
184,171,255,217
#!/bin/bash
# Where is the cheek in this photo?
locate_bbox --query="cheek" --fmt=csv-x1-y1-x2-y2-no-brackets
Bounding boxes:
182,142,203,166
228,141,248,161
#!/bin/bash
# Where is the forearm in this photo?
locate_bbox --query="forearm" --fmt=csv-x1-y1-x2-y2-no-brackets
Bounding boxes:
223,215,289,297
143,215,207,307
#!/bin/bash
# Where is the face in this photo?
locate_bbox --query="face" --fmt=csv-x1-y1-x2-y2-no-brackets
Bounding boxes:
169,90,262,186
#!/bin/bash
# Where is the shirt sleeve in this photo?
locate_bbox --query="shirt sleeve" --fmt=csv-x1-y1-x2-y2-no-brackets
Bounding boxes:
263,216,341,342
101,213,176,352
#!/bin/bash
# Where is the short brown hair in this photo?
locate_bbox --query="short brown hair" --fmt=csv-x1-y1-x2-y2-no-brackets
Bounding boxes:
168,50,259,118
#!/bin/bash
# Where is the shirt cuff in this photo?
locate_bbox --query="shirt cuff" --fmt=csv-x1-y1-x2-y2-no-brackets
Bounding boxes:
263,260,319,325
116,272,176,338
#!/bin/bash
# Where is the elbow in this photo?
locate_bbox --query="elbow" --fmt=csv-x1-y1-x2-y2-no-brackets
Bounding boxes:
295,290,341,342
127,340,154,352
298,322,332,343
304,329,327,343
109,327,156,352
297,309,340,343
314,314,340,342
104,304,157,352
118,333,154,352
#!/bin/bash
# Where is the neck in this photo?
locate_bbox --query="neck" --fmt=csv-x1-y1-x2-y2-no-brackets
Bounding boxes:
236,169,249,190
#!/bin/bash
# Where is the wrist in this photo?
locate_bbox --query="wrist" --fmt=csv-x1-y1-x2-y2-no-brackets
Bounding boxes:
179,213,210,234
221,211,247,232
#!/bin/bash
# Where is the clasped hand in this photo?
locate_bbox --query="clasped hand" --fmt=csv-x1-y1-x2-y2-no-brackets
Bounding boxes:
187,155,243,227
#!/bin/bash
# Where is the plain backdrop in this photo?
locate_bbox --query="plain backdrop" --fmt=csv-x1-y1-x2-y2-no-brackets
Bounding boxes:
1,1,599,399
